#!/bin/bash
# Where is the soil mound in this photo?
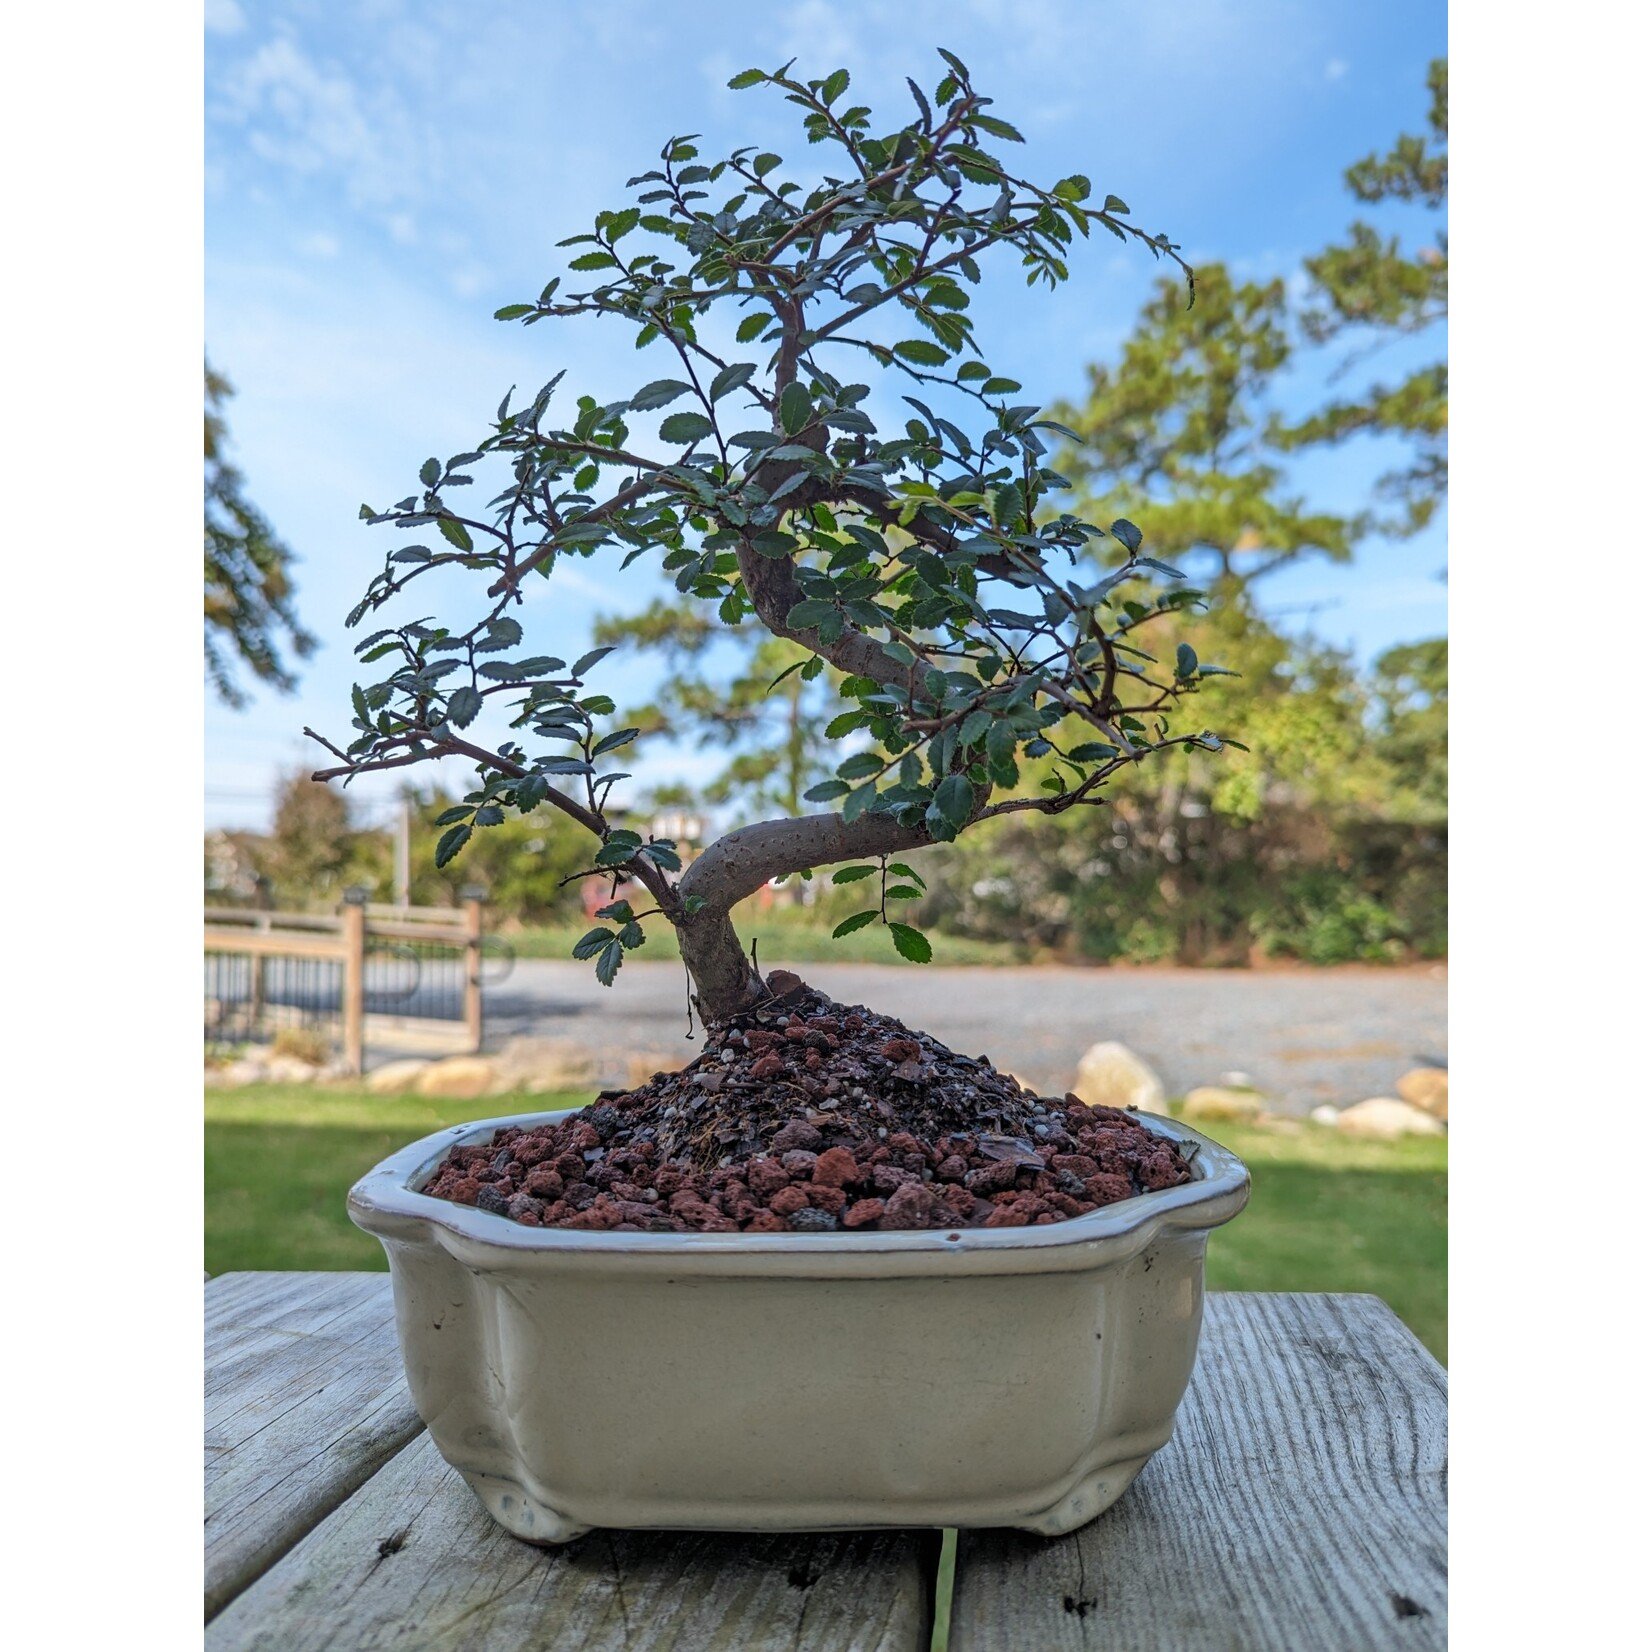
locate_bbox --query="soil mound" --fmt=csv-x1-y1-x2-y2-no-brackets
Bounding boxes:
421,971,1193,1233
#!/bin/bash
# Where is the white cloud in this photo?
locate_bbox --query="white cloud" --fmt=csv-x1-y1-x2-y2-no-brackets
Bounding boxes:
215,35,427,214
204,0,246,36
1325,58,1350,83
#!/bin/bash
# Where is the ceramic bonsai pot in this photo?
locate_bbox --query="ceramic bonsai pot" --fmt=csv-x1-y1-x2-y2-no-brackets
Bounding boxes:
349,1108,1248,1543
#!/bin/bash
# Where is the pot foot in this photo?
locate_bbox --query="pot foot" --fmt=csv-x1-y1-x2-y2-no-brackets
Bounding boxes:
459,1469,592,1546
1009,1452,1153,1536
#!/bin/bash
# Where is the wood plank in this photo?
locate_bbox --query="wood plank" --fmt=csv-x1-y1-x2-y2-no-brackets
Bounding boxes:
205,927,347,961
951,1292,1447,1651
206,1273,423,1622
207,1430,931,1652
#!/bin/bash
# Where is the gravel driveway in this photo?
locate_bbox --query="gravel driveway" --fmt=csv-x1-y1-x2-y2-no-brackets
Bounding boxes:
480,958,1447,1115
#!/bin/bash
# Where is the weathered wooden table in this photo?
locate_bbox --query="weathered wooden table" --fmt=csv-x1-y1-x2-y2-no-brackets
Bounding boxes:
206,1274,1446,1649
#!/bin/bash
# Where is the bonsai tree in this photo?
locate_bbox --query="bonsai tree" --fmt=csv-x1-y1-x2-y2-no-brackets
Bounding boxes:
309,51,1234,1031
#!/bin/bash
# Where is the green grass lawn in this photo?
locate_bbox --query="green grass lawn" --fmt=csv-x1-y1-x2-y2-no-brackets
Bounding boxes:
205,1087,1445,1361
503,908,1025,967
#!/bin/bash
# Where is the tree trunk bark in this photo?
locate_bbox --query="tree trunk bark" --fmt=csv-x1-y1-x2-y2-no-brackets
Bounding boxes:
676,904,766,1025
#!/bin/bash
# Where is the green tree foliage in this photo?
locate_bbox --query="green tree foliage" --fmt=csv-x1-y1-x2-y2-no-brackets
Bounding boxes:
592,597,841,823
1278,59,1447,532
219,770,595,921
205,364,316,706
1053,265,1357,582
310,52,1236,1018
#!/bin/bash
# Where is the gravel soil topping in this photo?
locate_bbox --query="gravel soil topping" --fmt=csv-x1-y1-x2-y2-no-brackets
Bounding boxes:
421,971,1194,1233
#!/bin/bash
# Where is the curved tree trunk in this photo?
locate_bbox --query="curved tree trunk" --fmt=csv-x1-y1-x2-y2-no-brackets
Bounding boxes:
676,905,766,1025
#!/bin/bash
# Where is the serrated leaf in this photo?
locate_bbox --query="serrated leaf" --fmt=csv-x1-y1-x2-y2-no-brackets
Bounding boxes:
831,864,878,884
804,780,850,802
779,382,813,434
893,339,948,367
1110,518,1143,554
591,727,640,757
727,67,766,89
660,411,715,444
594,939,625,986
888,922,933,963
832,910,880,938
736,312,771,342
419,457,441,486
1176,643,1199,678
932,772,973,830
446,685,483,729
571,645,614,678
434,823,472,868
631,379,693,410
709,362,755,401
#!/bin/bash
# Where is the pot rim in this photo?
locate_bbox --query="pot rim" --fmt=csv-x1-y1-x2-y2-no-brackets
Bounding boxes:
349,1106,1249,1276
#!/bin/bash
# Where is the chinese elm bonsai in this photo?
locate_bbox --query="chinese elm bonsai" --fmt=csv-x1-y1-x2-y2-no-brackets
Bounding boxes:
311,52,1241,1234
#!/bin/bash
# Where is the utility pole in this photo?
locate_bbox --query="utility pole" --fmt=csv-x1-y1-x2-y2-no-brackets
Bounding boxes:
394,796,411,908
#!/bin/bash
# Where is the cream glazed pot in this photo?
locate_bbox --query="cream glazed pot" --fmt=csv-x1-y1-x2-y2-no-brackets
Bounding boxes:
349,1108,1248,1544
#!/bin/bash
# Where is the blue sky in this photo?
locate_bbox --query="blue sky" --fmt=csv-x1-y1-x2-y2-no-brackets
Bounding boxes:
205,0,1446,831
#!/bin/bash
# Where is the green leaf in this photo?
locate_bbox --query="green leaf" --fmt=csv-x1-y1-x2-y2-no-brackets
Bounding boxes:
804,779,850,802
831,864,878,884
1103,194,1130,214
736,312,771,343
493,303,534,320
884,885,922,902
594,939,625,987
571,645,614,677
837,751,883,781
893,339,948,367
434,823,472,868
709,362,754,401
591,727,640,757
886,862,927,889
1054,174,1091,201
568,251,613,271
786,598,838,630
823,711,865,739
419,457,441,486
821,67,850,104
1110,518,1143,554
438,517,473,552
446,685,483,729
631,379,693,410
933,773,973,829
727,67,766,89
1068,741,1119,763
888,922,933,963
1176,643,1199,678
832,910,880,938
779,382,813,434
660,411,715,444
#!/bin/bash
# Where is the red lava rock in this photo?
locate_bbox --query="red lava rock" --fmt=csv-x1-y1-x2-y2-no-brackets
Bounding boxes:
806,1185,848,1217
881,1181,941,1230
811,1146,859,1188
770,1120,824,1154
746,1157,789,1199
418,980,1192,1236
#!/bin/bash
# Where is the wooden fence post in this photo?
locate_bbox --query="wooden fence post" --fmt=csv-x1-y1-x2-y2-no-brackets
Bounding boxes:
461,886,486,1055
340,889,367,1076
248,875,276,1032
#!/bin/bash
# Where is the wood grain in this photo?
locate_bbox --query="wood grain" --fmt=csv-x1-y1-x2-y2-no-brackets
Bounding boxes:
207,1430,932,1652
950,1292,1447,1651
205,1273,423,1621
